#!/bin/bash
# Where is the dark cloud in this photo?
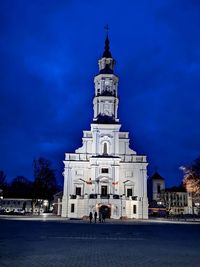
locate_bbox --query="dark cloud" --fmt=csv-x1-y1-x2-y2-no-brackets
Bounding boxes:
0,0,199,186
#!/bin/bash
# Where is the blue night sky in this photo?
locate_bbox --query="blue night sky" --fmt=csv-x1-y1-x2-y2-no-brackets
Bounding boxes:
0,0,200,186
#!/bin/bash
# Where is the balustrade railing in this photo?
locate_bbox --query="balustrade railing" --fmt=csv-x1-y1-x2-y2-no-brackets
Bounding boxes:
69,194,138,200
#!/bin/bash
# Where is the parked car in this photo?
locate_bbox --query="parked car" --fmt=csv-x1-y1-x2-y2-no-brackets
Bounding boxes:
13,208,25,215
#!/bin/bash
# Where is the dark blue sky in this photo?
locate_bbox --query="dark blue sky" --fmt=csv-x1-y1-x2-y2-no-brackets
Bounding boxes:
0,0,200,186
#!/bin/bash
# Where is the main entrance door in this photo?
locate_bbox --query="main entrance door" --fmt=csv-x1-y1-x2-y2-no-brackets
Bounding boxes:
101,185,107,196
99,205,111,218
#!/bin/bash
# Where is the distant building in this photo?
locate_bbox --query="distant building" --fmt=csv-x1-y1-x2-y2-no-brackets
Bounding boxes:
61,34,148,219
0,198,49,214
148,172,193,216
160,186,188,215
148,172,165,202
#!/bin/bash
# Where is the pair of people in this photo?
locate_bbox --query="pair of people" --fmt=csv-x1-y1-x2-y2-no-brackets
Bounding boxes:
99,211,106,223
89,211,97,223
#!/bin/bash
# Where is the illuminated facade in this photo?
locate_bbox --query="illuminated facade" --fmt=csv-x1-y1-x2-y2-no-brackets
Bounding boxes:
61,35,148,219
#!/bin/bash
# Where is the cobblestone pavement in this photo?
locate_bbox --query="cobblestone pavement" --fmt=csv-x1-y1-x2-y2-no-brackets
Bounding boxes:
0,219,200,267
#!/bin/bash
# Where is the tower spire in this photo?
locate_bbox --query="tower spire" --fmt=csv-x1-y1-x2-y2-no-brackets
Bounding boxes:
102,25,112,58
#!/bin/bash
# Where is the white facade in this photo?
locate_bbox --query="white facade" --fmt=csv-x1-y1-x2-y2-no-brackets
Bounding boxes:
61,35,148,219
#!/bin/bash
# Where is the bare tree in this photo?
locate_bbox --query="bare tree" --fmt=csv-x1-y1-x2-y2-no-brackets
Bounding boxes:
10,176,33,198
182,157,200,212
0,170,7,188
33,157,58,211
0,170,8,197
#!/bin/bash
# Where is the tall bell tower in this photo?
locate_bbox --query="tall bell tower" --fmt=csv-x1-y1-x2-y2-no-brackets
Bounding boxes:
93,34,119,123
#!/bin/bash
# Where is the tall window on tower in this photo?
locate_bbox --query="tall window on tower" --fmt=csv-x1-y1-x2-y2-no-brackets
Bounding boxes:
157,184,161,194
103,142,108,154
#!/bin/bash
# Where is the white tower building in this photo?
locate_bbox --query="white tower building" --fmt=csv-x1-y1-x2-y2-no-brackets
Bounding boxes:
61,35,148,219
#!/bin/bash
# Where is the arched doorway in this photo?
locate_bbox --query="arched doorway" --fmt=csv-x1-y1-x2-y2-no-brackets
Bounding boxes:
99,205,111,218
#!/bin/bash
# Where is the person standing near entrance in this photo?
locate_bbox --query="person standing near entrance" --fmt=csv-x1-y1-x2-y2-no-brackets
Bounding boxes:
94,211,97,223
102,212,106,223
89,212,93,224
99,212,102,223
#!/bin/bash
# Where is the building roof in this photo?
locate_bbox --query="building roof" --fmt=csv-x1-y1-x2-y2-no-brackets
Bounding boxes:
53,191,63,198
94,114,119,124
151,172,165,181
99,64,114,74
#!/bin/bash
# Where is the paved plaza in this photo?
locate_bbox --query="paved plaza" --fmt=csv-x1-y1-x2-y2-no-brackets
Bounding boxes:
0,217,200,267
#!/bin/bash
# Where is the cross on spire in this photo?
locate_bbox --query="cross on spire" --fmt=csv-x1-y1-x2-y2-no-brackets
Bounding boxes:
102,25,112,58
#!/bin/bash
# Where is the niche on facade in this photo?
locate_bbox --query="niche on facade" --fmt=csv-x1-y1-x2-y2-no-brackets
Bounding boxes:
96,176,111,184
101,140,110,155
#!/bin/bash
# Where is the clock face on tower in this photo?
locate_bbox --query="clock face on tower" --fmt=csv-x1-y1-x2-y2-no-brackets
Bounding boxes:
105,79,110,86
105,79,111,91
104,104,111,116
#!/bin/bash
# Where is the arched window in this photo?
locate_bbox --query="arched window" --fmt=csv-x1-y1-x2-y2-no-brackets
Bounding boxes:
103,142,108,154
157,184,161,194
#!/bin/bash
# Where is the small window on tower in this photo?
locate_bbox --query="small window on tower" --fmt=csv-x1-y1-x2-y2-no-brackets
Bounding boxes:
102,168,109,174
71,204,75,213
75,187,81,196
133,205,137,214
103,143,108,154
157,184,161,194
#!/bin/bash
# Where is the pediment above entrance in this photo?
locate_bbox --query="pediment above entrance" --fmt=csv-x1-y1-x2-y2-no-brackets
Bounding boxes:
123,179,135,186
96,176,112,183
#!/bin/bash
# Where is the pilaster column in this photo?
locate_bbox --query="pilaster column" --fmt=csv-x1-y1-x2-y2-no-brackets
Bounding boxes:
115,164,120,195
61,166,72,218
